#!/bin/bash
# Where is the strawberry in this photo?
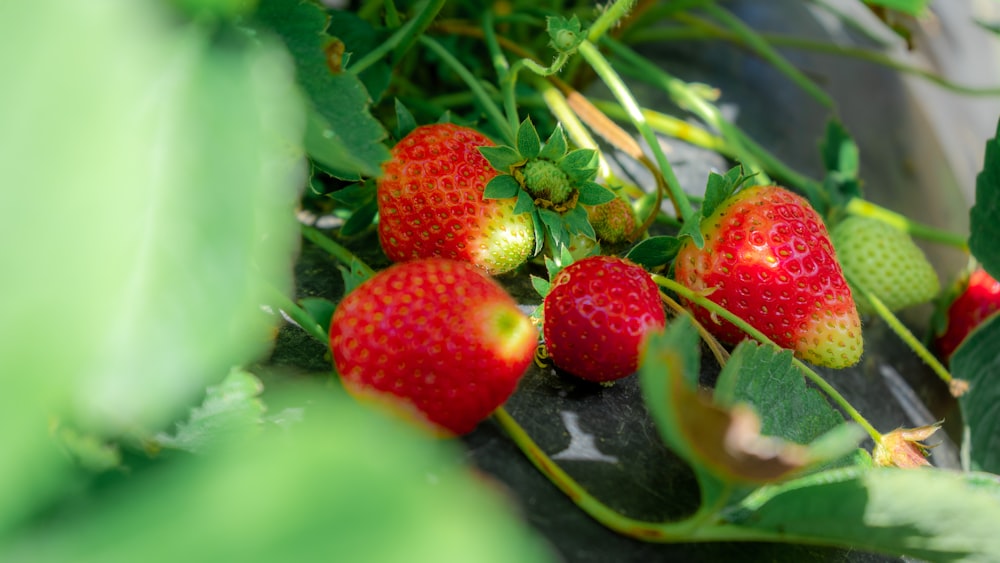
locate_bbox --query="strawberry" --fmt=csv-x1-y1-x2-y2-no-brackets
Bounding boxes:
329,258,538,435
830,216,940,314
934,267,1000,361
542,256,666,382
673,185,862,368
377,123,535,275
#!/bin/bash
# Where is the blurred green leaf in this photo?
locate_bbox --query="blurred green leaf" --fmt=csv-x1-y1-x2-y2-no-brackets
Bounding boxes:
0,0,304,532
4,389,555,563
970,118,1000,280
327,10,391,102
152,368,266,453
256,0,389,180
731,466,1000,560
955,314,1000,473
298,297,337,336
863,0,930,17
819,120,862,209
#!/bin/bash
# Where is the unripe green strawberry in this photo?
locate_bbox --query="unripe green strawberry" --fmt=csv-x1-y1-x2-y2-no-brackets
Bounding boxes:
830,216,940,314
543,256,666,382
935,267,1000,361
674,185,862,368
377,124,535,275
330,258,538,435
587,197,636,246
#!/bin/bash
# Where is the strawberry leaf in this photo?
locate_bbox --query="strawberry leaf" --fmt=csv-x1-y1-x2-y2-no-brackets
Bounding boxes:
480,145,525,173
954,314,1000,472
394,98,417,139
255,0,389,180
970,117,1000,280
516,118,541,159
538,125,568,161
153,368,266,453
730,466,1000,560
714,342,852,452
563,205,597,240
341,198,379,236
539,208,570,251
484,174,521,199
576,181,616,206
625,235,681,269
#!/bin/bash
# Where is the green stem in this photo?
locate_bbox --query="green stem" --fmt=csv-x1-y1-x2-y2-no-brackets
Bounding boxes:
349,0,446,75
700,3,835,109
417,35,514,144
265,285,330,345
493,407,783,543
587,0,636,43
845,198,969,250
481,11,519,135
301,225,377,280
576,39,693,222
846,274,963,394
651,274,883,444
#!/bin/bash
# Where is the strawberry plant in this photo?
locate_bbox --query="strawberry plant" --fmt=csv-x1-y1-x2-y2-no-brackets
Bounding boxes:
10,0,1000,562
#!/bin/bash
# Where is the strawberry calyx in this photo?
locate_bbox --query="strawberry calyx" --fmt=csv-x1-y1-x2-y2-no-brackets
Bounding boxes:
480,118,619,255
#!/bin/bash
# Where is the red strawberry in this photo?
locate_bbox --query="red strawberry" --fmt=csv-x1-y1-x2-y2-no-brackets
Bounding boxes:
935,267,1000,361
673,185,862,368
329,258,538,435
377,123,535,275
543,256,666,382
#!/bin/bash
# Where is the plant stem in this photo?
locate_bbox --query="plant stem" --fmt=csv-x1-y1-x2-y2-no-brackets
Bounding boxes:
700,3,834,109
651,274,883,444
576,39,693,223
847,275,969,397
845,198,969,250
587,0,636,43
350,0,446,74
301,225,377,280
265,285,330,345
417,35,515,144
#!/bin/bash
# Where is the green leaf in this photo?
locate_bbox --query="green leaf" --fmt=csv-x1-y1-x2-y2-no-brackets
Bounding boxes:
153,368,266,453
515,188,537,215
714,342,847,447
530,208,546,255
297,297,337,337
52,422,121,473
6,389,554,563
563,205,597,241
327,10,391,102
339,257,374,295
0,0,305,532
576,181,616,206
539,208,570,251
516,118,541,159
559,148,599,183
731,466,1000,561
701,165,745,220
955,314,1000,473
677,217,706,248
625,236,681,269
256,0,389,179
819,120,863,208
341,198,379,236
479,145,525,173
328,181,375,208
394,98,417,139
970,117,1000,280
530,275,551,299
538,125,568,161
484,174,522,199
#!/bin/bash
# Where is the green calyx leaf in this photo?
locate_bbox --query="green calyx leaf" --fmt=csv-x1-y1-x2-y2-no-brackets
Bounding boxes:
538,125,568,161
625,236,681,270
576,181,616,206
479,145,525,173
516,118,541,159
558,148,600,184
484,174,522,199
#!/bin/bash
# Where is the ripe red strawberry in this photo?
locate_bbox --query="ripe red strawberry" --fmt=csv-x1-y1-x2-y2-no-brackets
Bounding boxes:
673,185,862,368
377,123,535,275
329,258,538,435
935,267,1000,361
543,256,666,382
830,216,940,314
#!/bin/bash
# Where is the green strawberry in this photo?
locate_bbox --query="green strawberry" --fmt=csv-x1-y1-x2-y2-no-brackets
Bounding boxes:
329,258,538,435
830,215,940,314
674,185,862,368
377,123,535,275
542,255,666,382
